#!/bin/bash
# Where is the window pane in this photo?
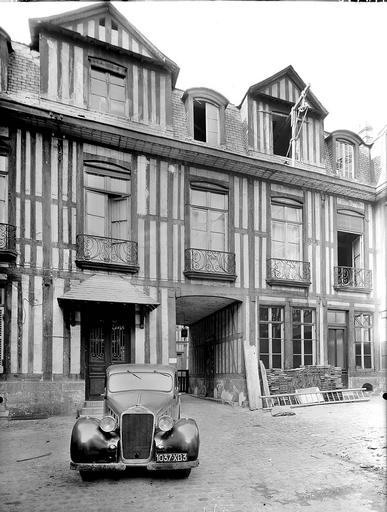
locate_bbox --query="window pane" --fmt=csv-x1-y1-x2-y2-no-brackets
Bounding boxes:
87,215,105,236
110,100,125,116
286,206,302,223
259,324,268,338
210,232,225,252
260,355,269,370
304,355,312,365
272,339,281,354
293,339,301,354
260,339,269,354
272,324,281,339
304,309,313,323
191,229,207,249
191,208,207,231
293,309,301,323
364,343,371,355
355,343,362,356
260,307,268,321
272,355,282,369
293,355,301,368
209,211,226,234
304,325,312,340
110,83,125,101
272,221,285,242
271,308,282,322
110,73,125,85
272,241,285,259
210,192,226,210
191,189,207,207
364,356,372,369
110,178,128,193
272,204,284,220
304,339,313,355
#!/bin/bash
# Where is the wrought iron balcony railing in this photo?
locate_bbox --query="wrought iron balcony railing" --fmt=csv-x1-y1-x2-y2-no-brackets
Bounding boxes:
76,234,139,273
0,223,17,261
267,258,311,287
334,266,372,291
184,248,236,281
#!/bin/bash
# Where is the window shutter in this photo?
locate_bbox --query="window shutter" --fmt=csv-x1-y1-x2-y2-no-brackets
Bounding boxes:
0,306,4,373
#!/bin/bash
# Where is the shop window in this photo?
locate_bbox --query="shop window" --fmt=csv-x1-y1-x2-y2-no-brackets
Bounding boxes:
89,58,126,116
272,112,291,157
190,182,228,252
292,308,316,367
354,313,373,369
259,306,284,369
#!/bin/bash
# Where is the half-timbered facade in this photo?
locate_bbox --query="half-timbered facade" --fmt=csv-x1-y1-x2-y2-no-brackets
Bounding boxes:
0,3,385,415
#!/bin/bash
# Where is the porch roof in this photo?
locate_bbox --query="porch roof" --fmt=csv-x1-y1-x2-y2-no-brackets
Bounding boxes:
57,274,159,309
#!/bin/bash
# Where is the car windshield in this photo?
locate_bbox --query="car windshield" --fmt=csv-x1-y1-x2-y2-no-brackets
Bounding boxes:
108,370,173,393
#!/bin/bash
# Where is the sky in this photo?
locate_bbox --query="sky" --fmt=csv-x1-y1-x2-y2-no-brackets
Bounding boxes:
0,1,386,136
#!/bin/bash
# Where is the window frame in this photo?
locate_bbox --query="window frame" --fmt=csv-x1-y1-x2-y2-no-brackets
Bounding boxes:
84,161,131,241
189,181,229,253
335,139,355,179
259,306,285,370
182,88,228,146
271,197,304,261
354,313,374,370
292,308,316,367
88,57,127,116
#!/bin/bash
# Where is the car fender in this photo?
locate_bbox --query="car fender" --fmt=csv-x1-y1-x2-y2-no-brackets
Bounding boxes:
154,418,199,460
70,417,120,463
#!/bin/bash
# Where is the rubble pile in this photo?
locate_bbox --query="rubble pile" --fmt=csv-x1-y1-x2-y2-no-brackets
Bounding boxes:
265,365,343,395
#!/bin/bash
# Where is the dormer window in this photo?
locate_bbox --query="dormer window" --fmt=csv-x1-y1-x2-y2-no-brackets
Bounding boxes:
183,88,228,147
193,100,220,145
89,57,127,116
272,111,291,157
336,139,354,179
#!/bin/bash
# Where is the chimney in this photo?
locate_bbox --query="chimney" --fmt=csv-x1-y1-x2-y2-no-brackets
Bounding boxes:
358,123,373,145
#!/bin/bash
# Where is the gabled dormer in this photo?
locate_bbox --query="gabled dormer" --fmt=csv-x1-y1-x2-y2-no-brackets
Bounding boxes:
29,2,179,130
240,65,328,166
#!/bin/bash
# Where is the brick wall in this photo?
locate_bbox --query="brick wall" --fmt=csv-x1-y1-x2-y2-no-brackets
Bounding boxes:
7,42,39,96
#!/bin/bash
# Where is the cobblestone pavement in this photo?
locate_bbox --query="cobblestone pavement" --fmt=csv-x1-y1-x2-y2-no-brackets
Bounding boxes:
0,395,386,512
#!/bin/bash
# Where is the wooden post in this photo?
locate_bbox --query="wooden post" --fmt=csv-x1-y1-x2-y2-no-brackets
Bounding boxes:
243,340,261,410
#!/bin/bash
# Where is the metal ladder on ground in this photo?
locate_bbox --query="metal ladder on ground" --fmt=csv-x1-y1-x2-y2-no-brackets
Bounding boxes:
260,388,370,409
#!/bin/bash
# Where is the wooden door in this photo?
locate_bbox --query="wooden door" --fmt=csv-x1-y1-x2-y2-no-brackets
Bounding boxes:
328,328,348,387
86,313,131,400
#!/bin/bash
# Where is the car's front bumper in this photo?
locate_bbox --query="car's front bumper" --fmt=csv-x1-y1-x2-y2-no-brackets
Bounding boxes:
70,459,199,472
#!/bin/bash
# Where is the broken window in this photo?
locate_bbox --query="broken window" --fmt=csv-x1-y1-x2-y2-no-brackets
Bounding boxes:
193,100,220,145
292,308,316,367
111,20,119,46
259,306,284,369
272,112,291,157
354,313,373,369
98,18,106,40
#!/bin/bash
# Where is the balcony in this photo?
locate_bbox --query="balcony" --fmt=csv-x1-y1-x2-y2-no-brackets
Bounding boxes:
266,258,311,288
76,234,139,273
184,248,236,281
0,223,17,261
334,266,372,292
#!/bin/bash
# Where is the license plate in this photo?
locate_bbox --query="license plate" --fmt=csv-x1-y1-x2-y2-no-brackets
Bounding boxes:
156,453,188,463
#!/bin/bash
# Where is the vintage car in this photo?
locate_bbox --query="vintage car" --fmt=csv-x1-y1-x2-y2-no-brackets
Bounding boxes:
70,364,199,480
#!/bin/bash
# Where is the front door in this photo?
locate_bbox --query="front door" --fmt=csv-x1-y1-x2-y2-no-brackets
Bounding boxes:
85,309,132,400
328,328,348,387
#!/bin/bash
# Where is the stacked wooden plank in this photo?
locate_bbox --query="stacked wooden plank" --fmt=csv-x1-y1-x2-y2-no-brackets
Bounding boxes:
265,365,343,395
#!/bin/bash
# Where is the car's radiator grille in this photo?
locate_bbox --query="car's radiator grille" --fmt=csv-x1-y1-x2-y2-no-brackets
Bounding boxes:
121,413,154,460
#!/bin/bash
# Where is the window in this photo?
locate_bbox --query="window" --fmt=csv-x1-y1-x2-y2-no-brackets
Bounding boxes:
292,308,316,367
98,18,106,40
84,163,131,240
354,313,373,369
0,173,7,223
336,140,354,179
259,306,284,369
193,100,220,145
89,58,126,116
0,287,4,373
272,112,291,157
190,183,228,252
271,199,303,261
338,231,362,269
111,21,119,46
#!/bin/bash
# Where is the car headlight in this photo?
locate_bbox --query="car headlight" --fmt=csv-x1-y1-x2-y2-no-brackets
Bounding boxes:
158,415,174,432
99,416,117,433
